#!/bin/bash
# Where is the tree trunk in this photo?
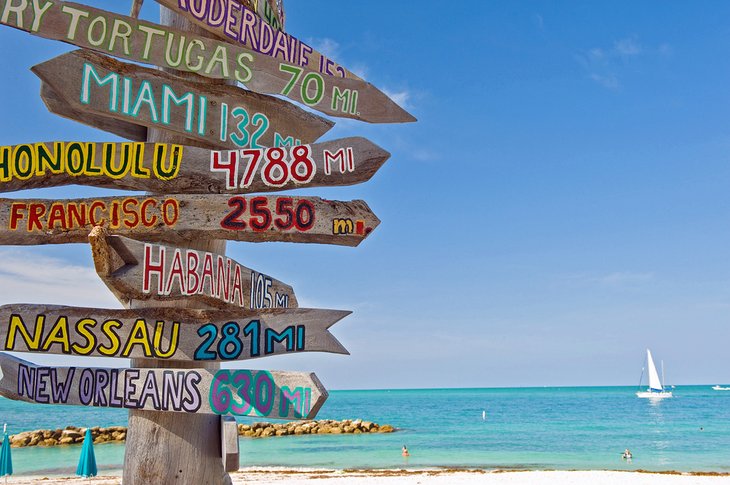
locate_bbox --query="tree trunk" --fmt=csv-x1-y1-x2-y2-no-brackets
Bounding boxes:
122,6,232,485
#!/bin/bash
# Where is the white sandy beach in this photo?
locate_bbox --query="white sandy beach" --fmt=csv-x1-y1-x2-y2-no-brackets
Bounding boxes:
5,469,730,484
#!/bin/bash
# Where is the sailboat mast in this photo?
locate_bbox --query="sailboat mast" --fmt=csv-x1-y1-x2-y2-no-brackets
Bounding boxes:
662,360,665,389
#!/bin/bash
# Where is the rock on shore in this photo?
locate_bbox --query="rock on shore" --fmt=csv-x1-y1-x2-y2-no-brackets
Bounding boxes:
7,420,394,447
238,419,395,437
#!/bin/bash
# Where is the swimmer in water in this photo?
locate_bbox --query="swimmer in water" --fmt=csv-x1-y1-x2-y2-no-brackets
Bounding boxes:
402,445,409,457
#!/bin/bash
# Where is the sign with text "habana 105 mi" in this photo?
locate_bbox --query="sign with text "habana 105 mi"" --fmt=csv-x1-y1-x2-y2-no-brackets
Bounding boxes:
0,1,411,123
0,194,379,246
89,227,297,310
0,352,327,419
0,137,389,194
0,304,349,362
32,49,333,150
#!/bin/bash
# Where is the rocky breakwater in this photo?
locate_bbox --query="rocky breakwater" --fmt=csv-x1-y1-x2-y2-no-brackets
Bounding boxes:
9,426,127,447
238,419,395,437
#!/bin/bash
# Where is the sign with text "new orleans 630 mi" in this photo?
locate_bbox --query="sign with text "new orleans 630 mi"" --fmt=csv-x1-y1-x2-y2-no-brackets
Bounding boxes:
0,137,389,194
89,227,297,311
0,352,328,419
0,1,412,122
32,49,333,150
0,304,349,362
0,194,379,246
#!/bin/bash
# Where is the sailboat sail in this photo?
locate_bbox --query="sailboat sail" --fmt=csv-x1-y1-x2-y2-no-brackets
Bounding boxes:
646,349,663,392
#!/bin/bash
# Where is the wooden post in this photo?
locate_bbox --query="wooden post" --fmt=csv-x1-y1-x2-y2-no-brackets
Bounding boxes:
122,6,232,485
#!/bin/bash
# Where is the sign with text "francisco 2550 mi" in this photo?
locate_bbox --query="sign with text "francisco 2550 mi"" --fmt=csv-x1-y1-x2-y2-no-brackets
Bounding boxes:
32,49,333,150
0,1,411,123
89,227,297,310
0,304,349,361
0,352,327,419
0,194,379,246
0,137,389,194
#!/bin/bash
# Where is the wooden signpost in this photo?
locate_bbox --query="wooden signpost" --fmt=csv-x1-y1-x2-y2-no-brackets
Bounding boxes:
0,304,350,361
153,0,360,80
0,1,410,123
89,228,298,310
0,137,390,194
0,0,414,482
33,49,334,150
0,352,328,419
0,193,379,246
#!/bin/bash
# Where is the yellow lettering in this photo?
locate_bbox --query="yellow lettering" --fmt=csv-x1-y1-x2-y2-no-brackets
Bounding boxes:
98,319,121,356
41,316,70,353
6,314,43,350
122,319,152,357
72,318,97,355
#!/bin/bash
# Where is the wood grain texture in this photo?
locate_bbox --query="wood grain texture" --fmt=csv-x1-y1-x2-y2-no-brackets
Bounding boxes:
89,227,299,310
0,137,389,194
0,194,379,246
221,416,239,472
0,1,409,122
32,49,334,150
0,352,328,419
0,303,350,361
153,0,358,80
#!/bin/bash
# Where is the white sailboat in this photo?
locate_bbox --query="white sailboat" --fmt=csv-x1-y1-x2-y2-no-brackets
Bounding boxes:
636,349,673,399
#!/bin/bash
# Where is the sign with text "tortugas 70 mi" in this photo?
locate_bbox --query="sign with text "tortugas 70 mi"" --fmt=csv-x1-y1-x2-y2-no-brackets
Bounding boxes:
0,194,379,246
89,227,298,310
32,49,333,150
0,352,328,419
0,137,390,194
0,304,349,361
0,1,412,123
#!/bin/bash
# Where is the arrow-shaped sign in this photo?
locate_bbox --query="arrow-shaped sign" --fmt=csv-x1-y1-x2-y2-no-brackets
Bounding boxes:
0,352,328,419
0,304,349,361
154,0,359,80
0,2,411,123
32,49,334,150
0,137,389,194
89,227,298,310
0,194,379,246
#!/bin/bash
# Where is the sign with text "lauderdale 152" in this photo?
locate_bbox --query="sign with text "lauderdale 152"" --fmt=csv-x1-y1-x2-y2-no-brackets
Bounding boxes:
0,194,379,246
0,304,349,362
0,352,328,419
0,137,390,194
32,49,334,150
89,226,298,311
0,1,412,123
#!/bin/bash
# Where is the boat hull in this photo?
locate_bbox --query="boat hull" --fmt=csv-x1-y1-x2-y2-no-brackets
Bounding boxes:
636,390,672,399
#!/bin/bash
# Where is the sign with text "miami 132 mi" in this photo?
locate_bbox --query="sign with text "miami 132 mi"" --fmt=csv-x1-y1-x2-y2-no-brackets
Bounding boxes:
32,49,333,150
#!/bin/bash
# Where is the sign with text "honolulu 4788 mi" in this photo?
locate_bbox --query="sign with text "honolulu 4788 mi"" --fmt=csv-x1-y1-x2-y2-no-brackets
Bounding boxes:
0,304,349,362
0,1,411,123
0,137,389,194
0,352,328,419
32,49,333,150
0,194,379,246
89,227,297,311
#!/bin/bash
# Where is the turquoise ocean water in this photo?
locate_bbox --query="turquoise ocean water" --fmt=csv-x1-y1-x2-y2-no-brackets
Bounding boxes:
1,386,729,475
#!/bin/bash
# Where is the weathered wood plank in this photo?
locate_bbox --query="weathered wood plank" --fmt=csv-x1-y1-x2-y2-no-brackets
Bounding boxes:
154,0,358,80
221,416,239,472
0,304,349,361
0,352,328,419
32,49,334,150
0,194,379,246
0,137,389,194
0,1,411,122
89,227,298,310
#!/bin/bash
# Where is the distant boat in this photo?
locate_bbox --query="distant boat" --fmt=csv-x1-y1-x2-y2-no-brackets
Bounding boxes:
636,349,673,399
712,385,730,391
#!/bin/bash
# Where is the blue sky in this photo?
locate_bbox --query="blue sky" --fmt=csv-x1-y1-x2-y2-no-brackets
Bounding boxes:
0,1,729,389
